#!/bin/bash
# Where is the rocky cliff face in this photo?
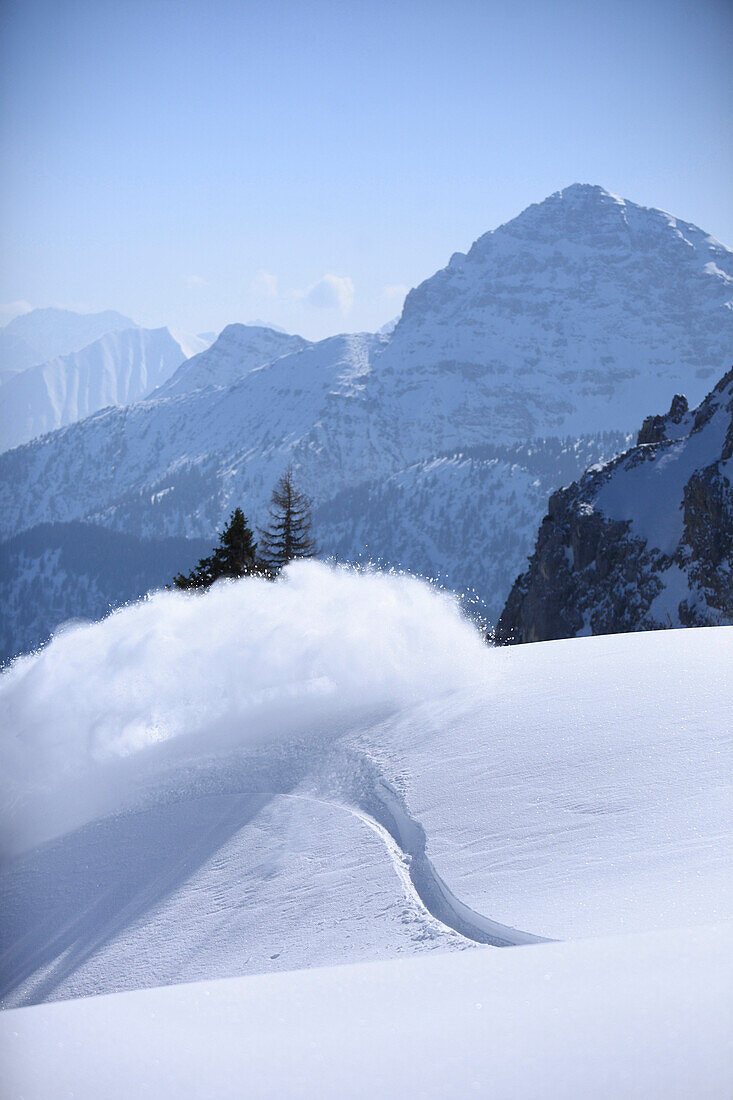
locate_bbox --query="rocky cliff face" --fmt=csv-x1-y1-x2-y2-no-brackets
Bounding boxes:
495,368,733,643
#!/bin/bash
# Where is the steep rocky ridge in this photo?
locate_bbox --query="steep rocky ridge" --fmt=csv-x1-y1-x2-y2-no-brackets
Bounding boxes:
495,368,733,643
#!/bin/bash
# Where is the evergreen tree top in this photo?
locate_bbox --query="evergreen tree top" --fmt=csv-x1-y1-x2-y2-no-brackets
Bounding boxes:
173,507,259,589
259,468,317,573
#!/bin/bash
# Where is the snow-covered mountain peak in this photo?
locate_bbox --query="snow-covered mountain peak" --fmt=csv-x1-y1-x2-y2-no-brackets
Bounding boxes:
386,185,732,447
155,322,309,398
1,185,730,638
467,182,729,259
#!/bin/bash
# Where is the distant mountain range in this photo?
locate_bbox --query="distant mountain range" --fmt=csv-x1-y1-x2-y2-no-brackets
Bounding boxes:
0,308,135,382
1,184,731,656
1,327,190,450
0,309,218,449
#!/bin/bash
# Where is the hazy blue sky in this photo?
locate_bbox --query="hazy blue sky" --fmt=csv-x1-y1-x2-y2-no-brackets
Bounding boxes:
1,0,731,339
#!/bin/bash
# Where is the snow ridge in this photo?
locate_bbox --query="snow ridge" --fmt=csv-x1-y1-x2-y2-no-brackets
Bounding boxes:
1,565,729,1008
335,758,549,947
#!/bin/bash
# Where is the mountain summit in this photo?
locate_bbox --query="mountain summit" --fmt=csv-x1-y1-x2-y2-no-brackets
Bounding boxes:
155,324,308,398
377,183,732,455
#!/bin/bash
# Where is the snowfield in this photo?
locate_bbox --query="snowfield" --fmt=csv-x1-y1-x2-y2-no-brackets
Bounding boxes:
1,564,731,1093
3,925,731,1100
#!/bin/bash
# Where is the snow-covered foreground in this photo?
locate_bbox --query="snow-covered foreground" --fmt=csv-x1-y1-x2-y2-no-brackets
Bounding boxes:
3,925,731,1100
1,563,731,1087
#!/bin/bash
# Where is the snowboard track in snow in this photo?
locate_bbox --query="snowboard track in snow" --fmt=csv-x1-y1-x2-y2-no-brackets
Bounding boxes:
0,735,548,1008
315,747,550,948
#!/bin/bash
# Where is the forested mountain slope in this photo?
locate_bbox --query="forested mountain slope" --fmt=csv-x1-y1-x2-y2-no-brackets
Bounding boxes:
0,522,210,664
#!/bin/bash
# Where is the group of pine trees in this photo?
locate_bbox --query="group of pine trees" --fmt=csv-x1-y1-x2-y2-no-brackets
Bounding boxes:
173,468,317,590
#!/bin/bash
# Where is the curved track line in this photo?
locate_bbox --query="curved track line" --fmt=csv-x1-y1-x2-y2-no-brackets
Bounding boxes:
290,760,550,948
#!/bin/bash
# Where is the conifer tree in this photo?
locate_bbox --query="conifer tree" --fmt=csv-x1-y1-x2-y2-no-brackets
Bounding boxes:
259,468,317,574
173,507,259,589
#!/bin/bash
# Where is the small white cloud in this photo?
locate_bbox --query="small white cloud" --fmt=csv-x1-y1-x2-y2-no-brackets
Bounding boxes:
251,270,278,299
301,274,354,315
0,299,32,324
382,284,409,302
185,274,207,289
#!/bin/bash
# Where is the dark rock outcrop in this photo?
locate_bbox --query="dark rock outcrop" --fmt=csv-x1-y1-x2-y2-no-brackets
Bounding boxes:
636,393,688,445
495,368,733,643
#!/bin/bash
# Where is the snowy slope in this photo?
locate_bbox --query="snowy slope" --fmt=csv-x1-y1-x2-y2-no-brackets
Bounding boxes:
156,323,309,397
3,926,731,1100
0,332,388,539
0,327,194,450
1,565,729,1009
0,307,135,381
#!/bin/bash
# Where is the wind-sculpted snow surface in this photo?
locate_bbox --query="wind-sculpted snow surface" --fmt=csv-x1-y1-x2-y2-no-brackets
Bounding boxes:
4,927,731,1100
1,565,730,1008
